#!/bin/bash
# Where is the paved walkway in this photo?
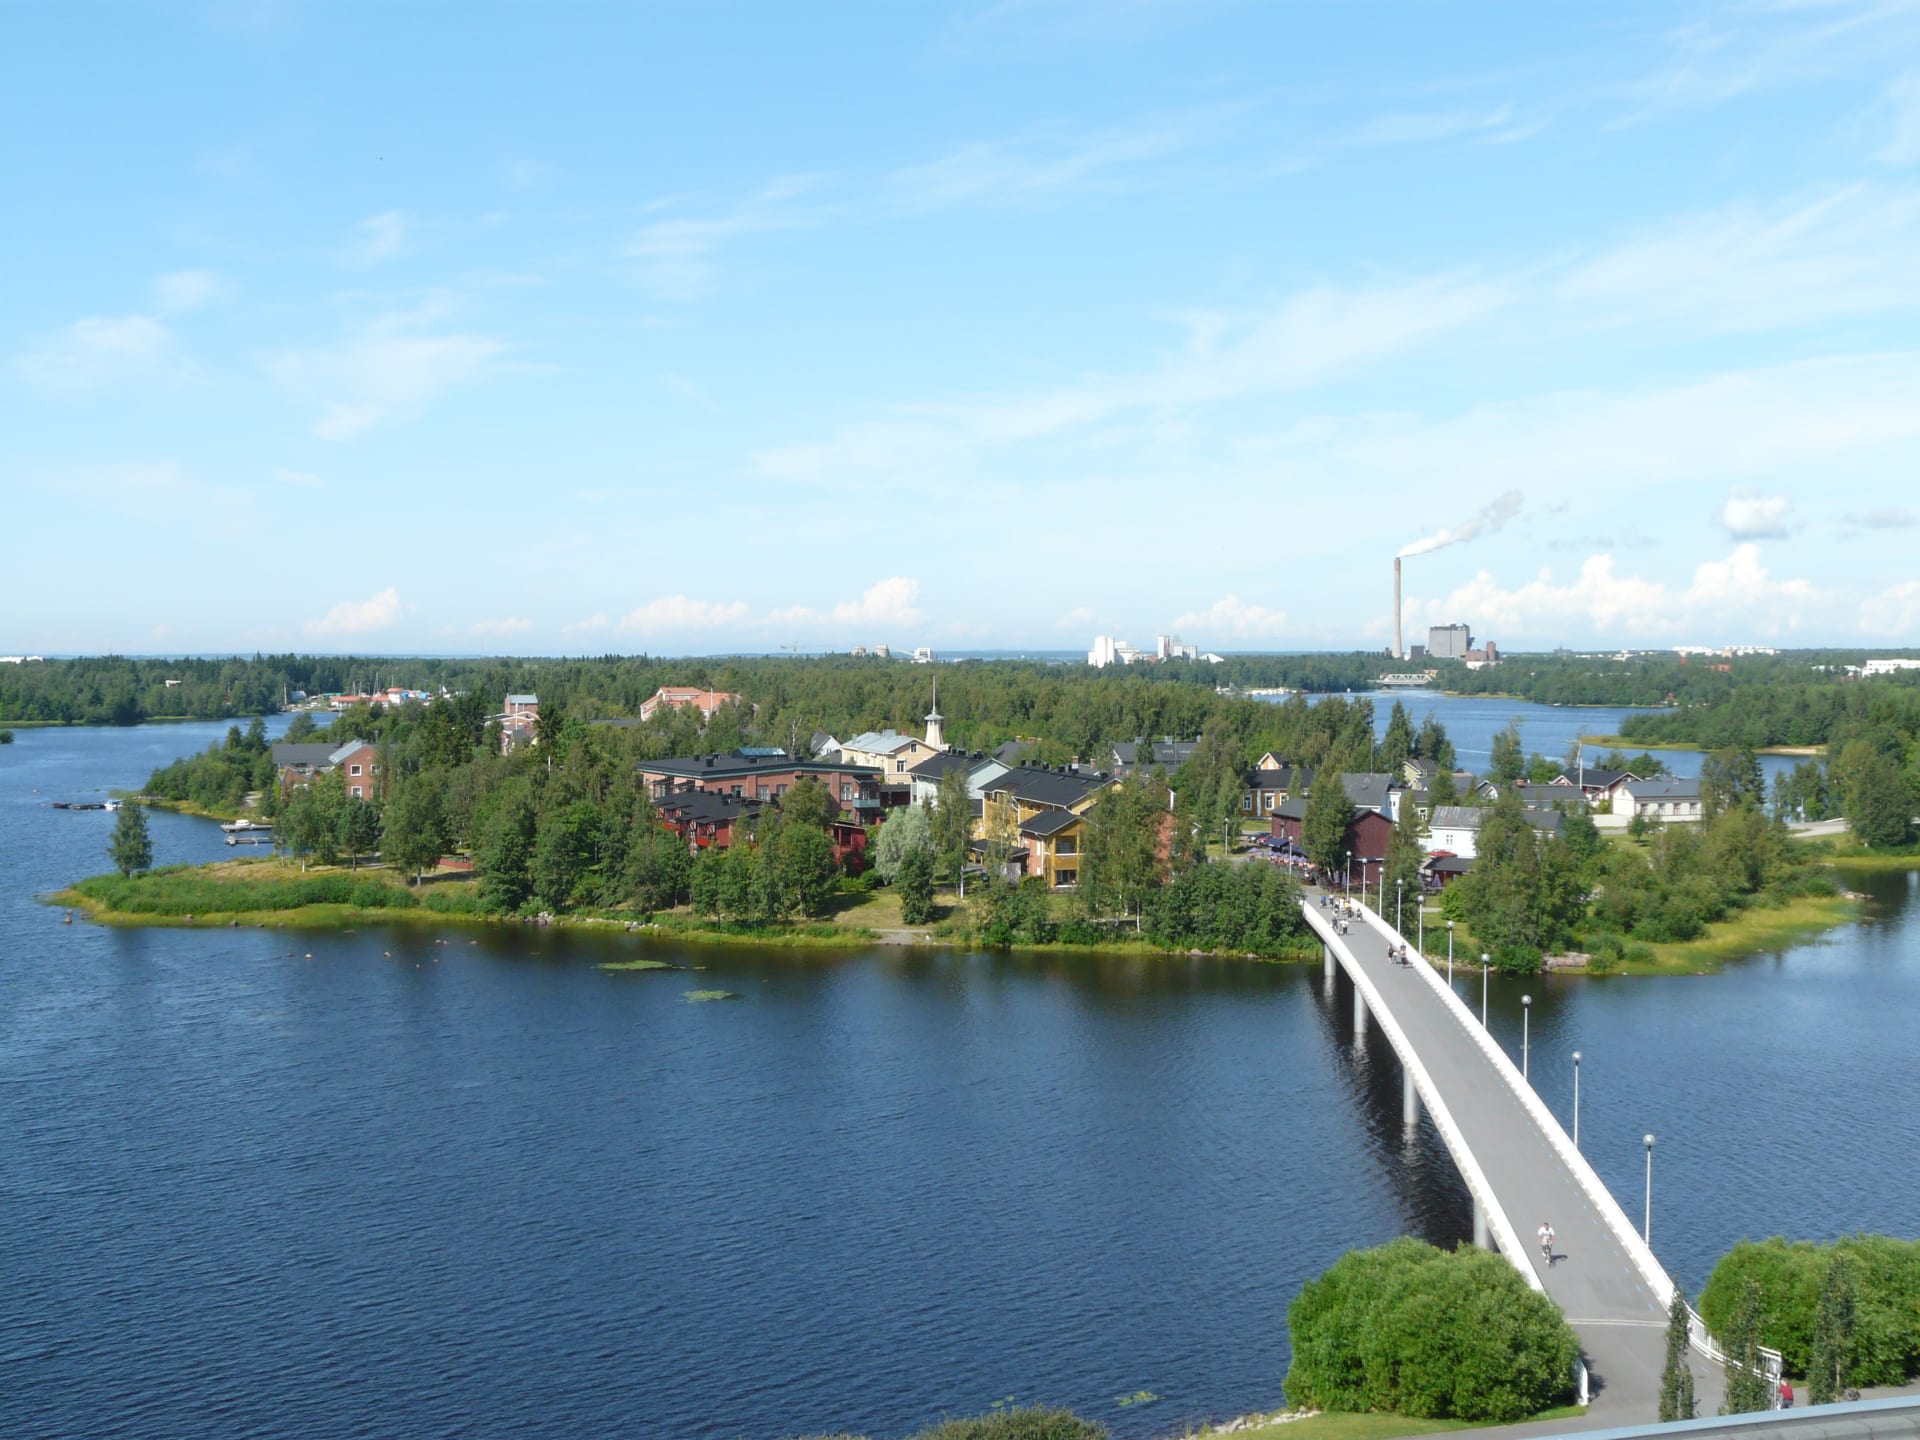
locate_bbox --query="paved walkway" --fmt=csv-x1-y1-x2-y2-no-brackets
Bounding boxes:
1303,894,1670,1424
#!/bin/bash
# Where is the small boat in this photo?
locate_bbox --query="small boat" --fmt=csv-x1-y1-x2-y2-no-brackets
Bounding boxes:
102,799,121,812
219,818,273,834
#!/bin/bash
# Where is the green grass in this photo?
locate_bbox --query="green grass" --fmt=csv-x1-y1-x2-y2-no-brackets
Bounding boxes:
682,988,739,1002
1214,1405,1587,1440
1578,733,1824,757
598,957,673,971
1635,893,1858,969
1795,835,1920,871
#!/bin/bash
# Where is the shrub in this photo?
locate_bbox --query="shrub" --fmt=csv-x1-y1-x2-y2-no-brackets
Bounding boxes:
911,1408,1106,1440
421,887,487,916
1286,1238,1579,1422
1700,1236,1920,1384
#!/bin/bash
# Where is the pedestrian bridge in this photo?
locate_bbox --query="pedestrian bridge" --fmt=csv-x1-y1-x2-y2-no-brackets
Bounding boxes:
1300,897,1777,1423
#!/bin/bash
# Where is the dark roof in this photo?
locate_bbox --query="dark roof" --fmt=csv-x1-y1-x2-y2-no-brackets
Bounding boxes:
1624,778,1701,801
271,742,338,767
1020,808,1083,838
993,739,1038,766
1555,767,1636,789
987,764,1112,810
1249,766,1308,792
640,751,880,781
655,790,761,826
1112,739,1201,772
907,749,989,783
1428,855,1476,875
1343,773,1399,815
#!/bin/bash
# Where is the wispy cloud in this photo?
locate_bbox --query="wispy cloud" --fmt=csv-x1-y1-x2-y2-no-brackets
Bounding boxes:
1342,105,1528,148
273,468,323,488
470,616,532,637
1860,578,1920,634
305,587,402,638
51,461,260,537
346,210,413,265
1843,505,1918,526
626,176,825,300
1560,185,1920,331
1882,69,1920,162
266,310,506,440
887,114,1211,210
153,269,226,314
756,274,1507,480
15,314,186,391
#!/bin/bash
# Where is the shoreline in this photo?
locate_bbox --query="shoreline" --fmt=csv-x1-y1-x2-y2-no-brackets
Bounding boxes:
48,857,1882,972
1577,733,1825,757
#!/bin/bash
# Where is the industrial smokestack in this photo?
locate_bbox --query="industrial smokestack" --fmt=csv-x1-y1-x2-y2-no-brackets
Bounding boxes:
1393,556,1403,661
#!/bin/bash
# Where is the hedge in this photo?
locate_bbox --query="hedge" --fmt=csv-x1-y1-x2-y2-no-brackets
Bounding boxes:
1286,1238,1580,1422
1700,1236,1920,1384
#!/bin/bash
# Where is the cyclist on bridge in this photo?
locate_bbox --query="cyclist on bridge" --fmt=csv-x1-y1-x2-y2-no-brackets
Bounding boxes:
1538,1221,1556,1266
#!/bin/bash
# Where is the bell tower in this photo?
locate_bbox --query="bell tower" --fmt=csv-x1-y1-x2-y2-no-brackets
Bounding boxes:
924,679,946,751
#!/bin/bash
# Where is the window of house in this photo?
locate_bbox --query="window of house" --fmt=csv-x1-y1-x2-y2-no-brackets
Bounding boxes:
1055,867,1078,889
350,786,363,798
841,784,853,801
350,764,362,776
896,759,906,772
731,785,742,797
1055,837,1077,856
1241,795,1252,810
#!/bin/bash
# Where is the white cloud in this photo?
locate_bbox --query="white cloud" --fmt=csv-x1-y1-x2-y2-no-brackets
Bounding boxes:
1343,105,1523,148
756,275,1506,480
1413,545,1821,643
347,210,412,265
1885,71,1920,164
562,612,609,638
617,595,751,633
1170,594,1291,639
267,313,505,440
51,461,260,536
1718,488,1795,539
470,617,532,637
626,176,823,300
772,577,924,630
305,587,402,638
1844,506,1918,527
16,314,183,390
274,468,323,488
1860,579,1920,635
153,269,225,314
1560,186,1920,332
887,115,1206,210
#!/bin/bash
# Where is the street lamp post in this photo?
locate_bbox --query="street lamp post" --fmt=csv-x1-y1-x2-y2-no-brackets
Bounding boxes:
1446,921,1455,985
1396,878,1404,934
1572,1051,1582,1149
1481,954,1490,1027
1644,1134,1656,1243
1521,994,1532,1080
1344,851,1351,901
1378,866,1385,914
1417,901,1424,957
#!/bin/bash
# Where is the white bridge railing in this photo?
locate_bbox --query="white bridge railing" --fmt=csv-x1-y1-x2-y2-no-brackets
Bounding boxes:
1301,904,1591,1406
1328,899,1781,1389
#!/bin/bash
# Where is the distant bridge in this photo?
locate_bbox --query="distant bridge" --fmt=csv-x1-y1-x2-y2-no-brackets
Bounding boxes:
1301,898,1779,1424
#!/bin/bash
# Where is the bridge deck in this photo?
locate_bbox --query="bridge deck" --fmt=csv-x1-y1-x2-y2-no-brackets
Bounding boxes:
1306,896,1672,1420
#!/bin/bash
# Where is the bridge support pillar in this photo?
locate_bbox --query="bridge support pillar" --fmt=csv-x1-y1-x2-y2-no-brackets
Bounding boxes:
1324,944,1335,982
1353,987,1368,1040
1403,1068,1420,1127
1473,1200,1490,1250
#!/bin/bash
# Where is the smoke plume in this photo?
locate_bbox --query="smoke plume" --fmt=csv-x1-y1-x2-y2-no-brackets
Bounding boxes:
1397,490,1523,559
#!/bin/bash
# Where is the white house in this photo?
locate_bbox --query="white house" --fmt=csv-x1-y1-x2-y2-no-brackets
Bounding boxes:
1616,778,1704,822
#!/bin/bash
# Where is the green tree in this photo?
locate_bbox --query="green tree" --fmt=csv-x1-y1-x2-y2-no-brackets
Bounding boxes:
307,773,348,866
1081,773,1162,927
1427,767,1460,808
780,775,837,833
342,797,382,870
773,818,839,918
1720,1279,1773,1415
533,800,608,910
626,818,692,910
107,802,153,877
476,790,537,913
1659,1291,1697,1422
1701,747,1765,815
931,767,973,891
1808,1252,1857,1405
897,844,936,924
1844,747,1914,847
871,802,935,882
381,773,450,884
1381,701,1416,776
1385,792,1426,916
1490,720,1526,786
1301,768,1355,875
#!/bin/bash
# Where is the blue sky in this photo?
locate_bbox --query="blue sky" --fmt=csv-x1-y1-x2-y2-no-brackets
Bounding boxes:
8,1,1920,655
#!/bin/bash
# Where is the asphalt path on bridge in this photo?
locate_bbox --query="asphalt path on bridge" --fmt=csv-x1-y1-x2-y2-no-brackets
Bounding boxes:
1306,894,1673,1423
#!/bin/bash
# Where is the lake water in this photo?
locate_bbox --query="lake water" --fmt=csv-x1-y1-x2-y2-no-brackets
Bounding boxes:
1308,689,1802,788
2,711,1912,1440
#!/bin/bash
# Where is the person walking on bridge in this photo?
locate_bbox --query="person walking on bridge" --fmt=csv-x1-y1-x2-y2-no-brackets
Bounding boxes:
1538,1221,1556,1266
